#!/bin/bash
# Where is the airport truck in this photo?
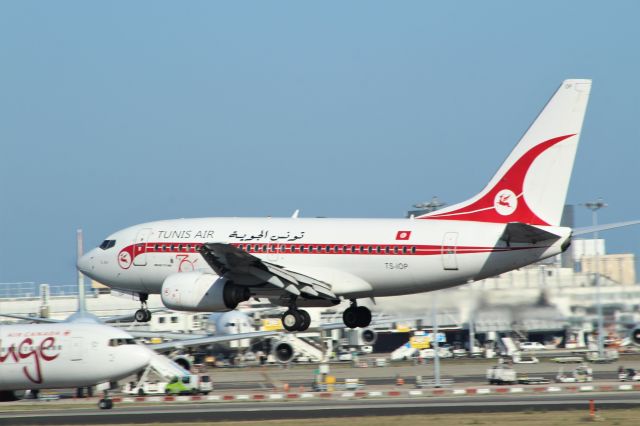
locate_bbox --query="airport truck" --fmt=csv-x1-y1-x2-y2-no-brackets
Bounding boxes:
486,366,517,385
164,374,213,395
123,374,212,396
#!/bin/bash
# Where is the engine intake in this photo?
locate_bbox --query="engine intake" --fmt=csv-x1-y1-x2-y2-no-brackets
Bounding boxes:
271,340,295,363
161,272,250,312
631,326,640,346
347,328,377,346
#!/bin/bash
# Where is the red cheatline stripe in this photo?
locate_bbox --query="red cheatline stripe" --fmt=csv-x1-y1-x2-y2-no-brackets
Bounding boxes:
125,242,548,257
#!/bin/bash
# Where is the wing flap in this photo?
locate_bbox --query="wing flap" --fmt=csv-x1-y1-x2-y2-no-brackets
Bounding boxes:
199,243,338,302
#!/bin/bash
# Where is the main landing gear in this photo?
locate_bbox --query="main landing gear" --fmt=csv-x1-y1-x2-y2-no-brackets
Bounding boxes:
134,293,152,323
342,301,371,329
281,307,311,332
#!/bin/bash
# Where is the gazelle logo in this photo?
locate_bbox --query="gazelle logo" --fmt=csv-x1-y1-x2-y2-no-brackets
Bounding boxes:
494,189,517,216
118,250,132,269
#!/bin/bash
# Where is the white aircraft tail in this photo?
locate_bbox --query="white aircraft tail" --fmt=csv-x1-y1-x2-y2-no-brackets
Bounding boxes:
419,79,591,226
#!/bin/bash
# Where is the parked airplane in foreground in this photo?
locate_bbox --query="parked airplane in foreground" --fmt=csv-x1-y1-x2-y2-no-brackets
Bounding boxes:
80,79,618,332
0,322,150,407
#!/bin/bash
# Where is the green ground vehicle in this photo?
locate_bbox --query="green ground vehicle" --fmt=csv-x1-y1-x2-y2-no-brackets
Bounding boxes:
164,375,213,395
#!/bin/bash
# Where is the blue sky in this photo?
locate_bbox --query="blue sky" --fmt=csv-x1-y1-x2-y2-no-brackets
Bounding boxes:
1,1,639,285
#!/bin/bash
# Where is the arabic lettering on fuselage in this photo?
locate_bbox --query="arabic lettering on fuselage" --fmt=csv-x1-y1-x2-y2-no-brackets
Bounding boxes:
157,230,215,239
0,337,61,384
228,230,306,242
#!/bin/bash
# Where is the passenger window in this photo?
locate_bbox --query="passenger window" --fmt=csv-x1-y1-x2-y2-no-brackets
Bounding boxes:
309,246,314,253
300,246,306,253
402,246,408,254
291,245,297,253
385,247,390,254
368,247,373,254
411,246,416,254
280,244,285,251
394,246,399,254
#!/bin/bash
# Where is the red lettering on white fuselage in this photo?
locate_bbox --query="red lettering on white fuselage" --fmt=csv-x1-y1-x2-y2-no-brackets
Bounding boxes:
0,336,61,384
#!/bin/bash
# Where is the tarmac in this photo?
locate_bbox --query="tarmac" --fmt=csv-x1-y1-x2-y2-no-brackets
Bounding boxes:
2,392,640,425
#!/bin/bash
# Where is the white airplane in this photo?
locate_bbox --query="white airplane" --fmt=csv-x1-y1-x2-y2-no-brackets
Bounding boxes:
78,79,629,333
0,322,150,407
128,310,281,367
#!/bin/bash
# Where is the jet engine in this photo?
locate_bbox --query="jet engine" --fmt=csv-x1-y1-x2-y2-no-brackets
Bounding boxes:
271,339,295,363
0,391,19,402
347,328,377,346
630,325,640,346
161,272,250,312
172,354,192,371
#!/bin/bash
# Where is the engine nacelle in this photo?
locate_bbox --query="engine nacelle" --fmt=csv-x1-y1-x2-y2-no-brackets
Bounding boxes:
347,328,377,346
271,340,295,363
161,272,250,312
172,354,192,371
631,326,640,346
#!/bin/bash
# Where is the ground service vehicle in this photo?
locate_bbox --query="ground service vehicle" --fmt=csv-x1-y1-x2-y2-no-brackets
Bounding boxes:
164,375,212,395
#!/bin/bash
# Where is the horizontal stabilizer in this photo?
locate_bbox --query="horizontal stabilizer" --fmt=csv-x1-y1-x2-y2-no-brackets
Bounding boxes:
500,222,561,245
573,220,640,236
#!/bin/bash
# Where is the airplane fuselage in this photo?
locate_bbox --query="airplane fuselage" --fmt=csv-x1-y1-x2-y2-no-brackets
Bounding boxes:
80,217,571,300
0,323,149,391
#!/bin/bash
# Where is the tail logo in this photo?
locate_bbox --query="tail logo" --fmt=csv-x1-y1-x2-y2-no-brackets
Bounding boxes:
494,189,518,216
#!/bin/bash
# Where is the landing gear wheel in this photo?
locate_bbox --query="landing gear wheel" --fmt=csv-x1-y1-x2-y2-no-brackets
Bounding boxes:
134,309,148,323
135,293,151,322
98,398,113,410
356,306,372,328
342,307,359,329
282,310,303,332
298,309,311,331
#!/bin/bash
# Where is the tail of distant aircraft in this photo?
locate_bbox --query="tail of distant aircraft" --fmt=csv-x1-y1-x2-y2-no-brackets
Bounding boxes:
419,79,592,227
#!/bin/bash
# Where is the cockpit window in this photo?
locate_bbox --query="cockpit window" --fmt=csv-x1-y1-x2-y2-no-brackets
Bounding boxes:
99,240,116,250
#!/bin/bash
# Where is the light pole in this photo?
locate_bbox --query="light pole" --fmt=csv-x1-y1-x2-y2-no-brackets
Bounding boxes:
583,198,607,358
431,293,441,387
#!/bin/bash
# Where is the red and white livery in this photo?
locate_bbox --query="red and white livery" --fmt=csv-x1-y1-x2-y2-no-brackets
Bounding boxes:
78,80,592,331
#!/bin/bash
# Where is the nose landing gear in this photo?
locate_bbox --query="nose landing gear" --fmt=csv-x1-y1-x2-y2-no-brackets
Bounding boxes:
98,389,113,410
134,293,152,323
342,301,371,328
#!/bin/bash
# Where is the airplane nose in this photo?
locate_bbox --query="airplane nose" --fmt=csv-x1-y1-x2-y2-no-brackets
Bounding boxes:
77,251,94,274
128,345,152,371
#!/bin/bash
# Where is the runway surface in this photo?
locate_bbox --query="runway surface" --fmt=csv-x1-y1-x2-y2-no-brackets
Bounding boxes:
209,356,640,391
2,392,639,425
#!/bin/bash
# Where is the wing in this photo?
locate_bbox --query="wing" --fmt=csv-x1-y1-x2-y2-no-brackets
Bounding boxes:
198,243,339,302
102,308,167,324
148,330,281,352
0,313,63,323
573,220,640,236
